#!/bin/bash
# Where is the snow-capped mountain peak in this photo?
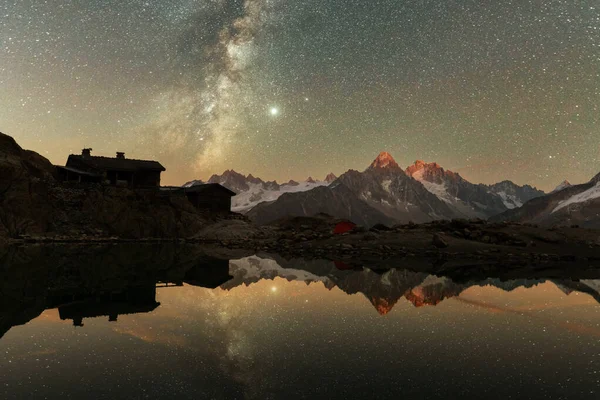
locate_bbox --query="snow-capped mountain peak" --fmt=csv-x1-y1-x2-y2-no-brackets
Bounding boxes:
551,180,572,193
182,179,204,188
369,152,400,170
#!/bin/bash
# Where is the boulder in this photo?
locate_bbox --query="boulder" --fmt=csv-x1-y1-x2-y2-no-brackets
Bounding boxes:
432,233,449,248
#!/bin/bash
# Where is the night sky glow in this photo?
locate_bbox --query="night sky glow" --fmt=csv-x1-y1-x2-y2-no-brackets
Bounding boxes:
1,1,599,189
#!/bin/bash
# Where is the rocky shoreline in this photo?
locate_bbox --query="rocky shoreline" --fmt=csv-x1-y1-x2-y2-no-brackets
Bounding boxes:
6,218,600,273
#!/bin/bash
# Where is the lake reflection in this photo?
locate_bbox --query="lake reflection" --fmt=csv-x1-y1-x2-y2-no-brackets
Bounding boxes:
1,249,600,399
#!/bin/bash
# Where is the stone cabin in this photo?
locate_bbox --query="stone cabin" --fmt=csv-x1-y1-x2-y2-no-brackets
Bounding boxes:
56,148,165,188
184,183,236,213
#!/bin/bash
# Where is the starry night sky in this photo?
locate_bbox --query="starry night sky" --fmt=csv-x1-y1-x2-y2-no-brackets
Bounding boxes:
1,1,598,190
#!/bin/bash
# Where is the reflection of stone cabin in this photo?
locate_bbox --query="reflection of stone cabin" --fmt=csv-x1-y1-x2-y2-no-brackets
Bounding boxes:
183,183,236,213
56,148,165,188
57,285,160,327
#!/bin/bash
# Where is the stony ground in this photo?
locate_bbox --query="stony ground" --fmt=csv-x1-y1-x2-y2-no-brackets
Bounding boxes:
12,217,599,278
198,218,600,276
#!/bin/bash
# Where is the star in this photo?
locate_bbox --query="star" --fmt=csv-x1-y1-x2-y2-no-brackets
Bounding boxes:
270,107,279,116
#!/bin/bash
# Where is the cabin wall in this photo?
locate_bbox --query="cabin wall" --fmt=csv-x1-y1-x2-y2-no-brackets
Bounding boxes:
133,171,161,188
57,168,101,183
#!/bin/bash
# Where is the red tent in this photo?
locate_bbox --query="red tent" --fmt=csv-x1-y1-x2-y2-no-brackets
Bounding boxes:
333,221,356,234
334,260,353,270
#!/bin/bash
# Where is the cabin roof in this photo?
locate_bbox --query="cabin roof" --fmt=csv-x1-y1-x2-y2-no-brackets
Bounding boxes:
67,154,166,172
184,183,236,196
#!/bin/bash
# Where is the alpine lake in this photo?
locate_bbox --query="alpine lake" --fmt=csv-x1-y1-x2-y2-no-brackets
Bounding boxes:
1,244,599,399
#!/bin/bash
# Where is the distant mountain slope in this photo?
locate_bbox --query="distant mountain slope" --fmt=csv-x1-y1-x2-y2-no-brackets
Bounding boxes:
486,180,545,209
492,173,600,228
245,183,393,227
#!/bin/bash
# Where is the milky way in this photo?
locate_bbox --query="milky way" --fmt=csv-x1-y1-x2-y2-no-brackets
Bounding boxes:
0,1,599,189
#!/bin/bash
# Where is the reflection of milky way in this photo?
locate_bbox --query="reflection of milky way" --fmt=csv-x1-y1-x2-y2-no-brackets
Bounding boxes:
168,286,262,397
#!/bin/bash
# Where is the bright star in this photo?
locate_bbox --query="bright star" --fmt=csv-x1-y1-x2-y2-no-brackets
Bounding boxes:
270,107,279,116
271,286,278,292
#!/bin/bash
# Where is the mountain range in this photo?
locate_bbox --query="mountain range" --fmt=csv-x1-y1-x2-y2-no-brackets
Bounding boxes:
193,152,558,227
225,256,600,315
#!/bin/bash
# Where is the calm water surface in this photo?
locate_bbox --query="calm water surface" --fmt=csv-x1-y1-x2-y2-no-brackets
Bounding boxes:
1,251,600,399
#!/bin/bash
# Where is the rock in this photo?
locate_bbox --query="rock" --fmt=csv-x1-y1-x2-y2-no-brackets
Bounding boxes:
432,233,449,248
363,231,379,241
370,223,392,232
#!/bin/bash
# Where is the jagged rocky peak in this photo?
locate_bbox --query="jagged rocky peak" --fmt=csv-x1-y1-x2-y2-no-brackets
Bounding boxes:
324,173,337,183
551,180,572,193
284,179,299,186
369,151,400,170
208,169,252,192
246,173,264,185
405,160,444,176
370,297,398,316
306,176,316,183
405,160,456,185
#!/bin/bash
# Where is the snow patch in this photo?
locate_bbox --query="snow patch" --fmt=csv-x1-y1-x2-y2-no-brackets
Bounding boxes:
381,179,392,194
551,180,572,194
412,169,453,204
231,180,328,213
496,191,522,209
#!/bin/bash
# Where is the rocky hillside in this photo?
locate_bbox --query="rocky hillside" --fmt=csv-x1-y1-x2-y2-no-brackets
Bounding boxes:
0,132,58,237
246,183,392,227
0,132,243,239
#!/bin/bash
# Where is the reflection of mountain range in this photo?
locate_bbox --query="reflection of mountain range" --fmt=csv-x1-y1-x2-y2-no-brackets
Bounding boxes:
3,245,600,340
226,256,600,315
